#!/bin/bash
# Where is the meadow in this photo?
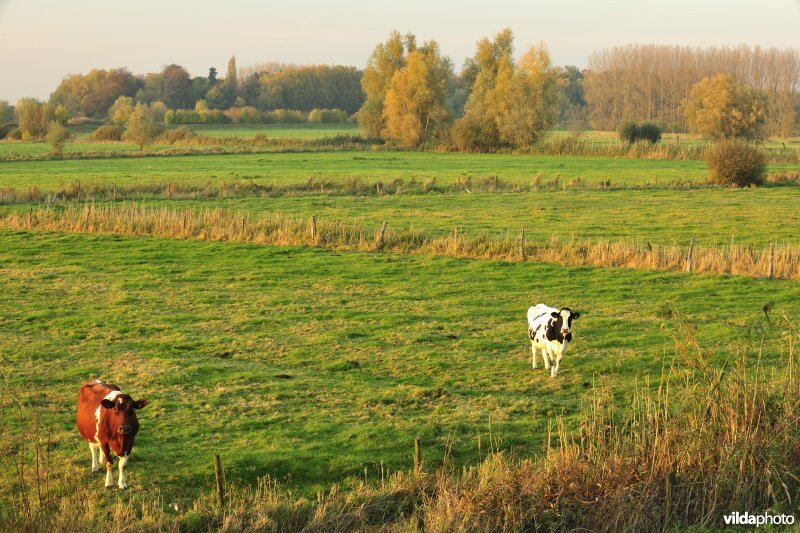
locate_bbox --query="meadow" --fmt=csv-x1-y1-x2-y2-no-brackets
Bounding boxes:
2,230,796,502
2,125,800,529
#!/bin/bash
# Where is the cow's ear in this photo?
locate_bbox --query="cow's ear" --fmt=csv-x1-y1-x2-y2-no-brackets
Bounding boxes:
550,311,560,318
572,312,580,320
133,399,148,409
101,399,115,409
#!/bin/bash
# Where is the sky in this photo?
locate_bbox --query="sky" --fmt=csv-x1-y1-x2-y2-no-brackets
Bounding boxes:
1,0,798,102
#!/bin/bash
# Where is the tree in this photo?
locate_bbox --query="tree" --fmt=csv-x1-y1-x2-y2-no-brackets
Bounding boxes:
0,100,16,123
452,28,514,149
108,96,134,125
383,41,452,146
16,98,55,140
123,103,160,150
207,67,218,86
50,68,139,118
684,74,767,140
141,65,192,109
453,30,560,149
495,43,560,147
358,32,414,137
46,122,70,156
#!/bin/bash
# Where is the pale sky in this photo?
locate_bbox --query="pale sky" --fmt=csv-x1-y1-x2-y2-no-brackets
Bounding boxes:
1,0,798,102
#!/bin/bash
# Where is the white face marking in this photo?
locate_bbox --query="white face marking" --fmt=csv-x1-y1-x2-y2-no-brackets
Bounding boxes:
559,310,572,334
103,390,124,402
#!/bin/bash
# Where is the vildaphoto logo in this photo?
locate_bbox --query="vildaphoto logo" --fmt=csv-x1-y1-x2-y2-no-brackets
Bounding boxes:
723,511,795,527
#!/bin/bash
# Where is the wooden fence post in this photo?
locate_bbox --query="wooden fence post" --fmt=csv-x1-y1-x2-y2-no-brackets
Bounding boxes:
310,215,317,242
413,436,422,473
519,228,526,260
768,241,775,279
376,221,387,249
213,453,225,506
685,238,695,273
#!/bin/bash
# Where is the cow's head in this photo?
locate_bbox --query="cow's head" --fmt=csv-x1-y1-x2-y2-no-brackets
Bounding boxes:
101,395,147,436
550,308,580,337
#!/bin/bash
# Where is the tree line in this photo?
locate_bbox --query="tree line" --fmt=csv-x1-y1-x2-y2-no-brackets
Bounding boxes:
45,57,363,118
585,44,800,136
1,37,798,149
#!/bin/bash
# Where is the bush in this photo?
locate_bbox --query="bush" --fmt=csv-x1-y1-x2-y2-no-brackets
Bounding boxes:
159,126,195,144
6,127,22,140
617,121,639,144
705,139,766,187
46,122,70,156
91,125,123,141
638,123,662,144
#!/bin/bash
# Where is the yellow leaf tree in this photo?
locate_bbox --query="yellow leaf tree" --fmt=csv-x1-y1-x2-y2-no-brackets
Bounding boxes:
358,32,415,138
684,74,767,140
383,41,452,147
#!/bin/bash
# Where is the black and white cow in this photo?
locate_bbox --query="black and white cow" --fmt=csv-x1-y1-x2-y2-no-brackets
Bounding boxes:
527,304,580,377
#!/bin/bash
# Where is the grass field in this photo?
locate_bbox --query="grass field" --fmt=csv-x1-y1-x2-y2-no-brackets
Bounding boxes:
2,133,799,527
2,150,791,191
1,229,795,504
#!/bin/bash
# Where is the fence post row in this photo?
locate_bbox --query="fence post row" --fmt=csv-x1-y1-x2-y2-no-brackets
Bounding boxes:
519,228,526,260
310,215,317,241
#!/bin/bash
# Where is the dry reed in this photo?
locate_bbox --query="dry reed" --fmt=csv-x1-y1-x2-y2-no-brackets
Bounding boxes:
1,204,798,280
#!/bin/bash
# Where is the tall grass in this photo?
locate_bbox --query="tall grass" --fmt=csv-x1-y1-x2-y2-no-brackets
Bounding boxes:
1,172,798,206
3,317,799,531
2,204,799,280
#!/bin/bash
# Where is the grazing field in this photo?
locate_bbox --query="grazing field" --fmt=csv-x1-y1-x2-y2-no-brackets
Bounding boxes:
1,143,799,528
0,150,771,190
1,229,797,505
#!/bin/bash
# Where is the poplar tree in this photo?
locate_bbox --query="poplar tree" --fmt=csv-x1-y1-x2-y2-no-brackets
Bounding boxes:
358,32,414,138
383,41,452,146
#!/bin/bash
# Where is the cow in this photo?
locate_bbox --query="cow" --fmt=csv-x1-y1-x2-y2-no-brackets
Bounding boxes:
527,304,580,377
76,379,147,489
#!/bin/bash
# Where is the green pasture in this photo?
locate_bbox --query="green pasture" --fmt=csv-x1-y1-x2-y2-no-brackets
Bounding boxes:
1,230,795,503
124,187,798,247
0,150,751,190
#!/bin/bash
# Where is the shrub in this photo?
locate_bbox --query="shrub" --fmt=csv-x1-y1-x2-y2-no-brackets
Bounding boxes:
91,125,123,141
46,122,70,156
617,121,639,143
638,123,662,144
309,108,349,123
0,124,12,138
705,139,766,187
159,126,195,144
6,127,22,140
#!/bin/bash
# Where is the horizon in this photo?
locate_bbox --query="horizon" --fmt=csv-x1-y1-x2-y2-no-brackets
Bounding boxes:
1,0,799,103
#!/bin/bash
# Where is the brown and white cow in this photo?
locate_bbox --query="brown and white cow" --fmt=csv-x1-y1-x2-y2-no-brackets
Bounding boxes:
76,379,147,489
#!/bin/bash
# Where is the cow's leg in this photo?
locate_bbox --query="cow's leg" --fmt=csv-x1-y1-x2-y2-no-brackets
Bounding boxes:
88,442,100,472
118,454,128,490
541,348,551,370
101,443,114,488
547,347,557,377
552,351,560,377
531,341,537,369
